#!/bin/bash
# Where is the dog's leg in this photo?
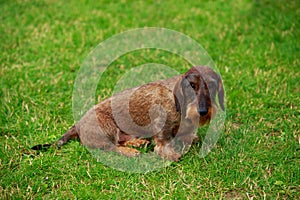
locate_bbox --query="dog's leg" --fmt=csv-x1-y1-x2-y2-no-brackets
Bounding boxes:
123,138,149,147
175,123,199,146
77,109,121,151
174,133,198,155
115,146,141,157
154,139,181,161
77,108,142,157
153,127,181,161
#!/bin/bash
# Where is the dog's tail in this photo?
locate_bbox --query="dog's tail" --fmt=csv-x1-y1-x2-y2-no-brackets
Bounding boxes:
31,125,79,151
56,125,79,147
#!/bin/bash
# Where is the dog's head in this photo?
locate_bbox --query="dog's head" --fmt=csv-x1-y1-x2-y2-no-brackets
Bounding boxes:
174,66,225,126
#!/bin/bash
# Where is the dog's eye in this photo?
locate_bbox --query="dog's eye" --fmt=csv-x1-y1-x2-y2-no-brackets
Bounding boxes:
190,82,196,89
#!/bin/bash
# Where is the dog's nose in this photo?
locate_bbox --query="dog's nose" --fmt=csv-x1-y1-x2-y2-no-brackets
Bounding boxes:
198,108,208,116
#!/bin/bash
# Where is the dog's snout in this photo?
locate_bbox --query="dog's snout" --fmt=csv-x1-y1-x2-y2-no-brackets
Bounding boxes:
198,108,208,116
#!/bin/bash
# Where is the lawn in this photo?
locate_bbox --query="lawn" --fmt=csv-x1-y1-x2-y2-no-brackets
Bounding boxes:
1,0,299,199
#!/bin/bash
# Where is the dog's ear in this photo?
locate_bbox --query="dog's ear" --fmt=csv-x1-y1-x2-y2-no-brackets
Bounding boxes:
218,75,225,111
173,75,196,112
173,76,184,112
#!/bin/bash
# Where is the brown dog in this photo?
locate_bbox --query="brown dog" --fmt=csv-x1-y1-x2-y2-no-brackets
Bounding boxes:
51,66,224,161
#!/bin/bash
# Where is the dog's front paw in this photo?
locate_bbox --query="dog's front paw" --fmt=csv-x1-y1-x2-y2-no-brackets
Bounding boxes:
154,145,181,162
177,134,199,145
123,138,150,148
116,146,141,157
166,152,181,162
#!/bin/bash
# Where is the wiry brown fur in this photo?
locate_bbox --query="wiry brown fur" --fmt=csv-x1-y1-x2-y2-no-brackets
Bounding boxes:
56,66,225,161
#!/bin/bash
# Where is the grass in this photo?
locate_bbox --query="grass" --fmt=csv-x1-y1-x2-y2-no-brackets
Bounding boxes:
1,0,299,199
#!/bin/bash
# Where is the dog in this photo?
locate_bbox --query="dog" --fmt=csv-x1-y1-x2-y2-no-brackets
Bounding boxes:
33,66,224,161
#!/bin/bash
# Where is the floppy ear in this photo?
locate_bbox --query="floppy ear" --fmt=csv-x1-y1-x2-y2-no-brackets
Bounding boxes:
173,75,196,112
218,76,225,111
173,76,184,112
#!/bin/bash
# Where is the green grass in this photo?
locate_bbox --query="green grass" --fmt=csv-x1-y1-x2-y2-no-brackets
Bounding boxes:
1,0,299,199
